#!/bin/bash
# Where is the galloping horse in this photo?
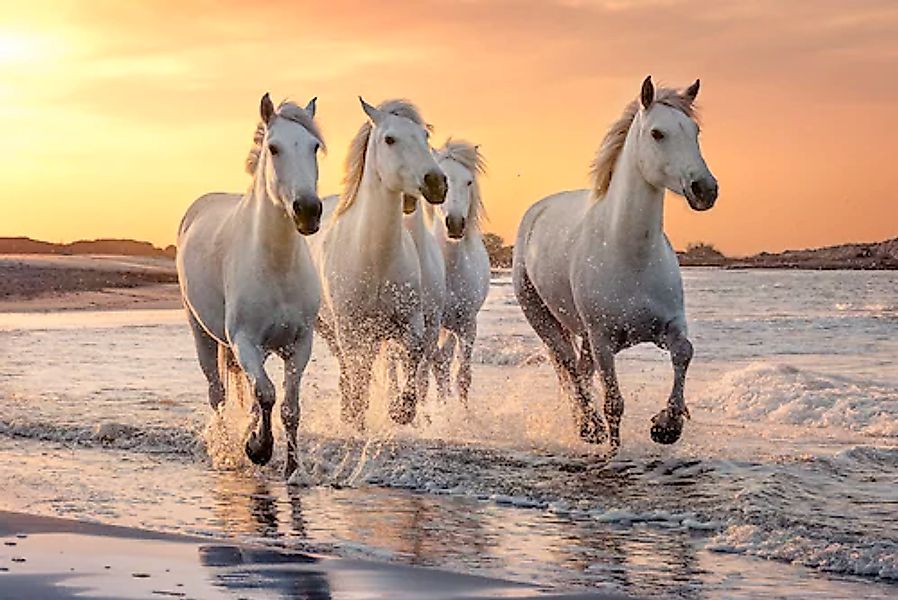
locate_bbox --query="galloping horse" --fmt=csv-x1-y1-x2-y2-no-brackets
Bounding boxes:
513,77,718,448
316,98,447,431
429,140,490,405
177,94,324,476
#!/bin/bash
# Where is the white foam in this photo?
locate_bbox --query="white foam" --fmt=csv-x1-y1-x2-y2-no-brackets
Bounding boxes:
694,362,898,437
708,524,898,580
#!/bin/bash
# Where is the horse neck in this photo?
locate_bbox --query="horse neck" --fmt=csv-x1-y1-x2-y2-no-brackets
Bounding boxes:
464,196,483,244
349,151,404,258
588,124,665,251
405,200,429,240
243,163,304,270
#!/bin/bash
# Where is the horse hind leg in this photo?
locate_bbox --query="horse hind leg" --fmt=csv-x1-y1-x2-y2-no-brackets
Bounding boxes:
650,324,693,445
218,344,248,408
589,338,624,449
187,310,225,411
513,268,605,444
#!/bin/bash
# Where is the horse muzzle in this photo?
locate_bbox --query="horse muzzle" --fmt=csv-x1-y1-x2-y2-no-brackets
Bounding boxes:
685,177,718,211
420,170,447,205
446,214,466,239
292,194,322,235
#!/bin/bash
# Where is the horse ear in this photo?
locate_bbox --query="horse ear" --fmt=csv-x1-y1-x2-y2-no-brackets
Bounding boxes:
305,97,317,118
640,76,654,110
260,93,275,126
683,79,700,103
359,97,384,125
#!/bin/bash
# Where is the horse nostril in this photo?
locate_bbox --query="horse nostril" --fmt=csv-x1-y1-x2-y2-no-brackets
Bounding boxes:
293,195,322,218
446,215,465,237
690,180,703,197
424,171,445,192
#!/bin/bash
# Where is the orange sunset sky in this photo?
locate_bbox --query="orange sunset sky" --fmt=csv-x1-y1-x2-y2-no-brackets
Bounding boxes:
1,0,896,255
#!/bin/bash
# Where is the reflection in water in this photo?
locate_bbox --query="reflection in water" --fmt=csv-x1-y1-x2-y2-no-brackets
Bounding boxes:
202,466,722,598
199,543,332,600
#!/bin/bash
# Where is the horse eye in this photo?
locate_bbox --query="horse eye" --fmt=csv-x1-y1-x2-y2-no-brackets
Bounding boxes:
385,135,396,146
467,180,473,187
269,144,280,156
651,129,665,141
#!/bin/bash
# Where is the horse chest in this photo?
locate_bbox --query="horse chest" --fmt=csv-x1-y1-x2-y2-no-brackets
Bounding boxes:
260,316,304,350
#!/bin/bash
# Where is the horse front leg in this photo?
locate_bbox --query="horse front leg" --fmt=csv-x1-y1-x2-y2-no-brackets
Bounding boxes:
590,337,624,449
651,325,693,445
281,329,313,478
337,332,376,433
230,332,276,465
392,316,425,425
455,320,477,407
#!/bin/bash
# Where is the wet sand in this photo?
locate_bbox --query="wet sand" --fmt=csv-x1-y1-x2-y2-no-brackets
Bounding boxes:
0,510,616,599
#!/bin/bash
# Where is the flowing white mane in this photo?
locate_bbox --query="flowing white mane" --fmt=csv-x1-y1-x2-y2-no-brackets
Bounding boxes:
245,100,325,175
588,87,698,200
335,99,430,218
435,138,487,230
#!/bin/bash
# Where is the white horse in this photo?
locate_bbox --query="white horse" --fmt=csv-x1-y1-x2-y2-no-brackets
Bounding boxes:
428,140,490,405
513,77,718,448
317,98,447,431
177,94,324,476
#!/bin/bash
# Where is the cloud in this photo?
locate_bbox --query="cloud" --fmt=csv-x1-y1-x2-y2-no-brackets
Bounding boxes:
3,0,898,252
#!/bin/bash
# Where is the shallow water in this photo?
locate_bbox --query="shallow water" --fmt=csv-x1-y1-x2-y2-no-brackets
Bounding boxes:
0,269,896,598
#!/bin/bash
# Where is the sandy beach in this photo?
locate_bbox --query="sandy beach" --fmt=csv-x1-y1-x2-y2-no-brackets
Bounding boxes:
0,511,611,599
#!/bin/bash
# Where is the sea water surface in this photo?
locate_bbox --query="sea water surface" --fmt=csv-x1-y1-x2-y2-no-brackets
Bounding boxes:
0,269,896,598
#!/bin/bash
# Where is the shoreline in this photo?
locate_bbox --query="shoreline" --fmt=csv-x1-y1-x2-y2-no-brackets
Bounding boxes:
0,510,614,599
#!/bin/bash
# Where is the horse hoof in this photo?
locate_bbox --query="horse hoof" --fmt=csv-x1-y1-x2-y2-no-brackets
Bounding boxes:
245,433,274,465
650,409,684,445
389,392,417,426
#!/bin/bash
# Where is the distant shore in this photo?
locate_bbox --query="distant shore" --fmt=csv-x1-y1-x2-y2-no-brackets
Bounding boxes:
482,234,898,270
0,233,896,313
676,237,898,270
